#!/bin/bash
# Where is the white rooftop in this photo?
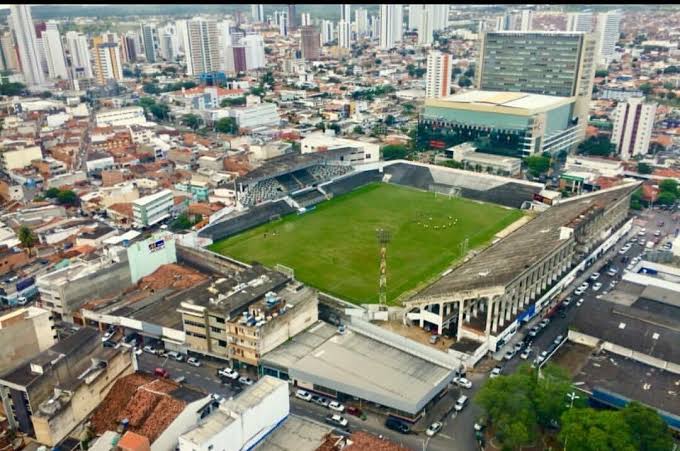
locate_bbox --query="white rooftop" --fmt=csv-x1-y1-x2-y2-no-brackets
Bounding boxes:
437,90,570,111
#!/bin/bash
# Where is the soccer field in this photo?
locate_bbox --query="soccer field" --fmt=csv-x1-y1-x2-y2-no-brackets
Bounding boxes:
209,183,523,305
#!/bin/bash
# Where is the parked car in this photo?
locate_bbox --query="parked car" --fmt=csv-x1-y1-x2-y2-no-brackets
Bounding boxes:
607,267,618,276
329,401,345,412
528,325,541,337
504,349,516,360
325,414,349,429
346,406,363,417
574,287,585,296
539,318,550,328
154,367,170,378
562,297,572,307
102,331,115,342
238,376,254,386
520,348,532,360
490,366,502,378
295,389,312,401
592,282,603,291
454,377,472,389
312,395,329,408
426,421,443,437
553,335,564,345
590,272,600,281
187,357,201,367
454,395,469,412
576,298,584,307
513,342,524,353
385,417,410,434
167,351,184,362
218,367,239,380
143,345,156,354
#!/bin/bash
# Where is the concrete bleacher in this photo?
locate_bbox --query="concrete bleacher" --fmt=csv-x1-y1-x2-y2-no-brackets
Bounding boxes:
275,173,300,192
308,164,353,182
460,183,542,209
198,200,295,241
383,163,435,190
322,170,382,197
291,168,316,186
291,189,326,207
240,178,286,207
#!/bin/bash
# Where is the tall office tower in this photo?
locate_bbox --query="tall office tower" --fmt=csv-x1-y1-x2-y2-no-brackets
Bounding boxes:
417,6,433,45
566,12,593,32
66,31,93,79
477,31,597,144
519,9,533,31
242,33,266,70
41,22,68,80
431,5,449,31
125,32,141,61
185,17,220,76
9,5,45,86
379,4,403,49
93,36,123,85
425,50,452,98
300,13,311,27
141,23,158,63
321,20,334,45
160,26,178,61
338,20,351,49
595,11,622,65
280,16,289,37
355,8,369,37
369,15,379,40
340,4,351,22
251,4,265,23
287,4,298,29
34,22,48,75
232,45,247,73
300,26,320,60
611,96,657,160
0,31,20,72
409,4,423,30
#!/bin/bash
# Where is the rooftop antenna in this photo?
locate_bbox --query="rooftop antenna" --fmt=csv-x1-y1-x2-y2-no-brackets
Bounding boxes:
376,228,391,309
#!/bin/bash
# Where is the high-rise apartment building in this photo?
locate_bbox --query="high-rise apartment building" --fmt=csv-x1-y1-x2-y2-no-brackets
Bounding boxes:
93,35,123,85
287,4,298,29
251,4,265,23
141,23,158,63
355,8,369,37
0,32,20,72
159,24,179,61
477,31,597,146
300,26,320,60
41,21,68,80
369,15,379,40
566,12,593,32
185,17,220,76
611,96,657,160
340,4,351,22
321,20,334,45
379,4,403,49
300,13,311,27
9,5,45,86
417,6,433,45
431,5,449,32
242,33,266,70
496,9,533,32
595,11,622,65
65,31,93,79
409,4,422,31
425,50,452,98
338,20,351,49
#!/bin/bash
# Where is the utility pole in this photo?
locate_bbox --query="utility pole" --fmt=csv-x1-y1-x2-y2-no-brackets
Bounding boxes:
376,228,391,309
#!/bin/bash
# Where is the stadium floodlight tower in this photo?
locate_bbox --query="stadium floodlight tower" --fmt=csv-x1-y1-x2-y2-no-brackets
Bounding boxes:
376,228,391,309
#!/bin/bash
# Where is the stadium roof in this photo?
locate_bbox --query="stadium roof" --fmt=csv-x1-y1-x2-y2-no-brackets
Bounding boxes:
425,90,574,115
416,182,640,298
237,148,355,185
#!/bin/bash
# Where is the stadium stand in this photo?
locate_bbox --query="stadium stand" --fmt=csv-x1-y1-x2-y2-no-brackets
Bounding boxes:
198,200,295,241
322,170,383,196
292,189,327,207
240,178,286,207
275,173,300,192
383,163,435,190
460,183,543,209
291,168,317,186
308,164,353,181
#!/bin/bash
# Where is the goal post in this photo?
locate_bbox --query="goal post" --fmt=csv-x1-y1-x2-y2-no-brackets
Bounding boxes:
274,264,295,278
269,214,281,222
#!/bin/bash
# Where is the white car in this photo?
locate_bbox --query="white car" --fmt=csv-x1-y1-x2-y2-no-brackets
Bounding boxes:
326,414,348,428
238,376,254,386
592,282,602,291
579,282,589,291
576,298,584,307
187,357,201,367
539,318,550,328
295,389,312,401
426,422,443,437
590,272,600,281
520,348,532,360
654,230,661,237
504,349,516,360
329,401,345,412
490,367,502,378
218,367,239,380
454,377,472,389
528,326,540,337
574,287,585,296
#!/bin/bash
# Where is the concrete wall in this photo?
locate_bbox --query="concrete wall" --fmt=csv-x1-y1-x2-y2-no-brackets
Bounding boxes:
61,261,132,314
127,234,177,284
0,309,55,374
152,395,212,451
260,295,318,356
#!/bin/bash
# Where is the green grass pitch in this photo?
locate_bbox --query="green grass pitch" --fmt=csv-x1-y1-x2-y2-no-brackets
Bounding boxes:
209,183,523,305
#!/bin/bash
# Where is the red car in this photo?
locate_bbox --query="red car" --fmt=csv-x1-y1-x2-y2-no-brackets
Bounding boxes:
154,367,170,378
346,406,363,417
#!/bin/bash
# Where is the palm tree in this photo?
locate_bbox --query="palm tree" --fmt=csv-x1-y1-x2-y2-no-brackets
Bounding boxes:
18,225,37,257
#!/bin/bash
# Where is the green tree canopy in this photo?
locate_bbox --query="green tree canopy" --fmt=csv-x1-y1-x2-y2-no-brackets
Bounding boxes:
656,191,677,205
637,162,653,174
458,76,473,88
142,83,161,95
220,96,246,107
621,402,674,451
524,154,551,177
639,83,653,96
595,69,609,78
658,178,678,194
560,408,637,451
353,125,364,135
45,187,60,198
56,189,78,206
215,117,238,135
381,144,409,160
18,225,37,256
578,136,615,157
181,113,203,130
0,82,26,96
384,114,396,126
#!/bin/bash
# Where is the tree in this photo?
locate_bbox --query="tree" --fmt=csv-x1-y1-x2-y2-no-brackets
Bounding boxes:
328,123,342,135
56,189,78,206
45,187,60,198
578,136,615,157
181,113,203,130
215,117,238,135
149,103,170,121
220,96,246,107
39,91,52,98
463,67,475,78
631,188,643,210
637,162,653,174
0,82,26,96
18,226,37,257
639,83,653,96
458,76,473,88
595,69,609,78
374,58,382,65
560,408,637,451
260,71,275,87
524,154,551,177
353,125,364,135
382,144,409,160
621,402,674,451
440,160,463,169
384,114,396,126
656,191,677,206
659,178,678,195
142,83,161,95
